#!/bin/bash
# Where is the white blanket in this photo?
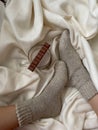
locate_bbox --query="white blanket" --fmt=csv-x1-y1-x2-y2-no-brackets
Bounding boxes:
0,0,98,130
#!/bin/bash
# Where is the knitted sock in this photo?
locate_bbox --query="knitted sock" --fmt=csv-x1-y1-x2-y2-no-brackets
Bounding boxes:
16,61,68,127
59,30,97,100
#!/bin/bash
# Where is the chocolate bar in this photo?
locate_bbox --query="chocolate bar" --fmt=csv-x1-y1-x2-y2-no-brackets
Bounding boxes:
28,43,50,72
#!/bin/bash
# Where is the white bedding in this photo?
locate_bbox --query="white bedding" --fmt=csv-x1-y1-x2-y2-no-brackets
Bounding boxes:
0,0,98,130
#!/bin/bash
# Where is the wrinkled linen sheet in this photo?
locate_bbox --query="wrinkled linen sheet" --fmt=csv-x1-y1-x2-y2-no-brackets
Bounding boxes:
0,0,98,130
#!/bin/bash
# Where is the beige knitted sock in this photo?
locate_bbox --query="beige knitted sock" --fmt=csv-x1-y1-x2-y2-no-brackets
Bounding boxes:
59,30,97,100
16,61,68,127
0,1,5,31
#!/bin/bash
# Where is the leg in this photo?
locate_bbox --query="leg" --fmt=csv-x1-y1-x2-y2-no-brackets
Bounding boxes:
89,94,98,116
16,61,68,127
0,105,18,130
59,29,97,100
0,94,98,130
59,29,98,115
0,61,68,129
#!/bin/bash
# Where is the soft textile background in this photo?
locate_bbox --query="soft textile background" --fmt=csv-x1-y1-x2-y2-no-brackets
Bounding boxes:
0,0,98,130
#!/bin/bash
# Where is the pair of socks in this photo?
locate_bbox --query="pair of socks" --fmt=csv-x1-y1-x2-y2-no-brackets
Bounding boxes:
16,30,97,127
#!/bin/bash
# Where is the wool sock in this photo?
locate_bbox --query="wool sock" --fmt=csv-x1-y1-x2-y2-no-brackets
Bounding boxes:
59,30,97,100
16,61,68,127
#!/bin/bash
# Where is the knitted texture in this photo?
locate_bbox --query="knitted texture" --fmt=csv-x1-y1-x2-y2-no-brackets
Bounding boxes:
0,1,5,31
59,30,97,100
16,61,68,127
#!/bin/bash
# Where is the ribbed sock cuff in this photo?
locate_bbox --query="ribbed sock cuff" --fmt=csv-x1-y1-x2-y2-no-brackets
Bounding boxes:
16,103,33,127
79,80,98,100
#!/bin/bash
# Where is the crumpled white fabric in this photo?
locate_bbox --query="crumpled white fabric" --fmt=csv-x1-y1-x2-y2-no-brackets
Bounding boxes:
0,0,98,130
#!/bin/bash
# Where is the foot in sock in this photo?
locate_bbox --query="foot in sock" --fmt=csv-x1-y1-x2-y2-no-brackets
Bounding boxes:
16,61,68,127
59,29,97,101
